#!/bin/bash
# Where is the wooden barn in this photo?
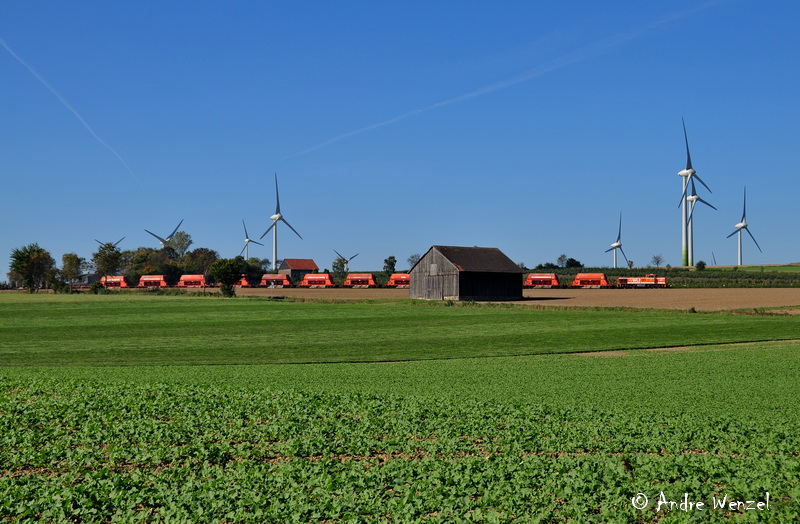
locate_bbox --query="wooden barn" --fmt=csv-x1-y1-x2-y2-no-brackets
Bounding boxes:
278,259,319,282
409,246,523,301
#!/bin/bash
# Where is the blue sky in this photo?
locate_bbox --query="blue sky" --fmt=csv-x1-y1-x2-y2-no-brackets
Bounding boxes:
2,1,799,276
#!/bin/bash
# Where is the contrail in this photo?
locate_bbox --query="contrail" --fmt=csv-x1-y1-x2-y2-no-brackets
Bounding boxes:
1,37,141,184
289,1,724,159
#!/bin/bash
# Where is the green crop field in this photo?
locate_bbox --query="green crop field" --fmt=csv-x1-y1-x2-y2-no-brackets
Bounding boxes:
2,294,799,522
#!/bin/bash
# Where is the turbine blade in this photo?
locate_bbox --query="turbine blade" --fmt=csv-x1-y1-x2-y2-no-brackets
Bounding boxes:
687,202,695,225
605,247,614,253
239,244,247,257
692,173,712,193
242,219,249,239
682,117,693,170
94,239,103,245
274,173,281,215
114,236,125,246
678,182,689,207
260,221,276,239
334,249,345,260
697,197,717,211
745,227,762,253
280,217,302,239
168,219,184,240
619,247,629,266
145,229,168,244
349,253,359,262
617,212,622,243
251,240,265,247
742,186,747,222
726,229,739,239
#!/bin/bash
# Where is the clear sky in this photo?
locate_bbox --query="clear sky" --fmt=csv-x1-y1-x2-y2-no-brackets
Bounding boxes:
2,1,799,276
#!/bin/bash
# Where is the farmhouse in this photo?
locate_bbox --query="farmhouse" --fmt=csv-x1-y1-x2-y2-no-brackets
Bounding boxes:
278,259,318,282
410,246,523,301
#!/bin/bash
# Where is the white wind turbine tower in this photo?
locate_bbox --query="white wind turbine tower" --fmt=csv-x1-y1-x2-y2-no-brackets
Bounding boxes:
260,174,302,272
677,119,712,266
144,219,184,247
685,178,717,266
334,250,359,273
727,187,762,266
240,220,264,259
605,213,628,268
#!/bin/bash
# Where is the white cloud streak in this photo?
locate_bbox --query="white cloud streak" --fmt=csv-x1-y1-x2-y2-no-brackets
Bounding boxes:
289,1,725,159
1,37,141,184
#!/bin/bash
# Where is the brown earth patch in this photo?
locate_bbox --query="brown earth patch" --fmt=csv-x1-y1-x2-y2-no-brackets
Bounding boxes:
233,287,800,312
574,339,800,357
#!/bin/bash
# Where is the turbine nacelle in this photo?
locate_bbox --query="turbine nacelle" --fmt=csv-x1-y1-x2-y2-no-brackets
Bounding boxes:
734,220,747,230
270,213,282,221
677,168,695,178
609,241,622,250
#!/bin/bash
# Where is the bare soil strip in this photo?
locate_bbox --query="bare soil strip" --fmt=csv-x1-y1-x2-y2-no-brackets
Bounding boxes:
573,339,800,357
235,287,800,312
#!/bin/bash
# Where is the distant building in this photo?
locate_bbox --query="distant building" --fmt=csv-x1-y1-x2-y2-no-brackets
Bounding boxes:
278,259,319,282
409,246,523,301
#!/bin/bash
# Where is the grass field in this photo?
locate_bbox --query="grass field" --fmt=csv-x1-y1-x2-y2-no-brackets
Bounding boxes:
2,294,800,522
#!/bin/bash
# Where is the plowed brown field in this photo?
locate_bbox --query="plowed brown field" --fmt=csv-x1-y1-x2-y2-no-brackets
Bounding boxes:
235,287,800,312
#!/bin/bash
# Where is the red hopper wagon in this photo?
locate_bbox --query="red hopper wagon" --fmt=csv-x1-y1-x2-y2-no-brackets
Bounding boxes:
570,273,612,288
100,276,129,288
260,274,292,287
616,274,668,288
384,273,410,288
177,274,208,287
138,275,168,288
299,273,336,288
343,273,377,288
524,273,560,288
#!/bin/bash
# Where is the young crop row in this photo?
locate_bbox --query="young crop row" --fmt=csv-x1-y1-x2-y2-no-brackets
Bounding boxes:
2,379,798,522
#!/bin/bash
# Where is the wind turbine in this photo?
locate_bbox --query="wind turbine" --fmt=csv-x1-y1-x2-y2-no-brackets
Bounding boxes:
240,220,264,259
604,213,628,268
94,237,125,247
334,250,359,273
260,174,302,272
727,187,761,266
144,219,184,247
685,178,717,266
677,119,712,266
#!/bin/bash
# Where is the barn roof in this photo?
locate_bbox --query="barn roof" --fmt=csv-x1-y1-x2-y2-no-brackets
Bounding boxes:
280,259,319,271
427,246,522,273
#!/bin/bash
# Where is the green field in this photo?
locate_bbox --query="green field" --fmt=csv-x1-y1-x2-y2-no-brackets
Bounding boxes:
2,294,799,522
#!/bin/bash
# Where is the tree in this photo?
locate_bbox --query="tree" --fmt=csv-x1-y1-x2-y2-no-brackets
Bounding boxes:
565,258,583,268
627,260,634,269
93,243,123,278
332,255,347,283
61,253,86,292
165,231,193,259
10,243,55,293
535,262,559,270
209,258,243,297
184,248,219,275
383,256,397,276
407,253,421,269
557,254,568,268
517,261,528,271
695,260,706,271
651,254,664,268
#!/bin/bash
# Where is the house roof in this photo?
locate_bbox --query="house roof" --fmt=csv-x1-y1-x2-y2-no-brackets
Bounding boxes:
426,246,522,273
280,259,319,271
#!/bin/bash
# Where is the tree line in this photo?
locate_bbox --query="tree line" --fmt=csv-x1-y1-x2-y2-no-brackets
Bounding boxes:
6,234,418,296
